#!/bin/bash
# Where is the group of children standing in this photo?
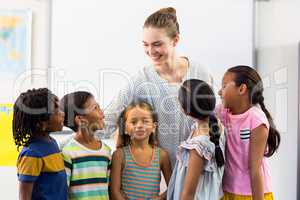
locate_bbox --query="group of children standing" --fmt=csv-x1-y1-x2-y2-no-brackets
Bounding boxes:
13,66,280,200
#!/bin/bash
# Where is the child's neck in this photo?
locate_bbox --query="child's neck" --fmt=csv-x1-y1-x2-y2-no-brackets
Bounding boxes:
130,139,151,150
192,119,209,137
231,101,251,115
34,133,51,141
75,129,101,150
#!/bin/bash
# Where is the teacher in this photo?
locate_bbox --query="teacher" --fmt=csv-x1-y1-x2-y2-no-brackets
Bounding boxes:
104,7,212,167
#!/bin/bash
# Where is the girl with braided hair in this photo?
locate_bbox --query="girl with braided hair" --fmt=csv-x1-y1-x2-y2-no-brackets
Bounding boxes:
217,66,280,200
167,79,225,200
13,88,67,200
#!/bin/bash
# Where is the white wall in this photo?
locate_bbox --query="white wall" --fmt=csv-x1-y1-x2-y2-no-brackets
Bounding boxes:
50,0,254,107
255,0,300,199
0,0,50,199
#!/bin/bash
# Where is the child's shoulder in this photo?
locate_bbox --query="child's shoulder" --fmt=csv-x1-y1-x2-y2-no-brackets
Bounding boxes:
112,148,125,163
158,147,170,161
100,140,112,152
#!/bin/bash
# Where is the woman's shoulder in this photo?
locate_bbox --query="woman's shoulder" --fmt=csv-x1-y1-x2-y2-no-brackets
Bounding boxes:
185,58,212,84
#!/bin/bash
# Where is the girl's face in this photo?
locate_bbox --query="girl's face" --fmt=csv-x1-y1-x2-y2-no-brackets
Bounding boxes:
45,100,65,132
143,27,178,66
125,107,156,142
80,97,105,132
218,72,240,111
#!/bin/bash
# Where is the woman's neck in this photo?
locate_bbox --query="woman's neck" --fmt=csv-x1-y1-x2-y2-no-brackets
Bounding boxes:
154,56,189,83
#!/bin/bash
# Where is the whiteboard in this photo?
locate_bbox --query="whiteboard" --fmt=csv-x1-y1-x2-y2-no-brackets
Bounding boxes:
51,0,253,108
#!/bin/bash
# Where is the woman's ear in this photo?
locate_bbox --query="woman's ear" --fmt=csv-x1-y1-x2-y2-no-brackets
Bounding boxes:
173,34,180,46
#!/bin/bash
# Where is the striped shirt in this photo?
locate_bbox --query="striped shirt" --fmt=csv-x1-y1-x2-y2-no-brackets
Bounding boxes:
17,137,68,200
104,59,212,167
121,145,161,199
62,138,111,200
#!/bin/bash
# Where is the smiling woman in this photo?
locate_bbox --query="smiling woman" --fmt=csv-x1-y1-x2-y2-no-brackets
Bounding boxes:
104,7,212,168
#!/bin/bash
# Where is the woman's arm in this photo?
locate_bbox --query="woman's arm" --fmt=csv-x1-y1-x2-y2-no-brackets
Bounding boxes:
103,82,133,139
110,149,126,200
159,149,172,200
250,125,268,200
180,149,204,200
19,181,33,200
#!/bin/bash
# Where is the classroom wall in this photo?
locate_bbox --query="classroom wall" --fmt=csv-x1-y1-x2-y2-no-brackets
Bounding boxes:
255,0,300,199
0,0,50,199
0,0,50,96
1,0,300,199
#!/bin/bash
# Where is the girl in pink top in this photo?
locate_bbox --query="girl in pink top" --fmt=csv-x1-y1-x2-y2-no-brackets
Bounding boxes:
217,66,280,200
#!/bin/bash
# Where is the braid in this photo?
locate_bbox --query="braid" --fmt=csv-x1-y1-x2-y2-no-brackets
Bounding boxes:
209,115,224,167
12,88,57,151
257,97,281,157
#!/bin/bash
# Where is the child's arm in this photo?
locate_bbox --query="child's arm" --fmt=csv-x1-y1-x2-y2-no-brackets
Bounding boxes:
250,125,268,200
159,149,172,200
19,181,33,200
180,149,204,200
110,148,126,200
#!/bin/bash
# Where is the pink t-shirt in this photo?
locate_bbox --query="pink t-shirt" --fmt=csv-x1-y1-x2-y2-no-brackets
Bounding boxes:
216,104,272,195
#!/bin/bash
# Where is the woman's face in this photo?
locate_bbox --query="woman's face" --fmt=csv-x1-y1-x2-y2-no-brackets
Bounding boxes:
143,27,178,66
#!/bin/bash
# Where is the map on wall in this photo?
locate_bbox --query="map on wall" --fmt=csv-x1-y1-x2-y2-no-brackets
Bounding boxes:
0,10,32,73
0,10,31,166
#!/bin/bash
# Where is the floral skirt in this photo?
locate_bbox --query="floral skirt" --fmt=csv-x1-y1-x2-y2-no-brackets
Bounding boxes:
221,192,274,200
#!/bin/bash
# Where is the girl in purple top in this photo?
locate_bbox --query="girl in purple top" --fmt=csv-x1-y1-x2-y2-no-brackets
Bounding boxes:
217,66,281,200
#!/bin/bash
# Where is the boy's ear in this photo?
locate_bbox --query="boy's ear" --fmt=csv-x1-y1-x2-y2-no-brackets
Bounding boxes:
75,115,89,127
239,83,248,95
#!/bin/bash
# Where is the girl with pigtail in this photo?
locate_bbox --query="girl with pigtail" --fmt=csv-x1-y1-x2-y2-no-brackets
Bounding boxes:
217,65,280,200
167,79,226,200
110,101,172,200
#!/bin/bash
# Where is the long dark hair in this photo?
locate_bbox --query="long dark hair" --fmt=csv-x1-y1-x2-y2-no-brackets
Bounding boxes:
227,65,280,157
117,101,158,148
60,91,93,132
13,88,58,151
178,79,224,167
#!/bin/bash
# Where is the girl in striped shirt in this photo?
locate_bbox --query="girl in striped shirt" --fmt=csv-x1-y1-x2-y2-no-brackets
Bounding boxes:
110,101,172,200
